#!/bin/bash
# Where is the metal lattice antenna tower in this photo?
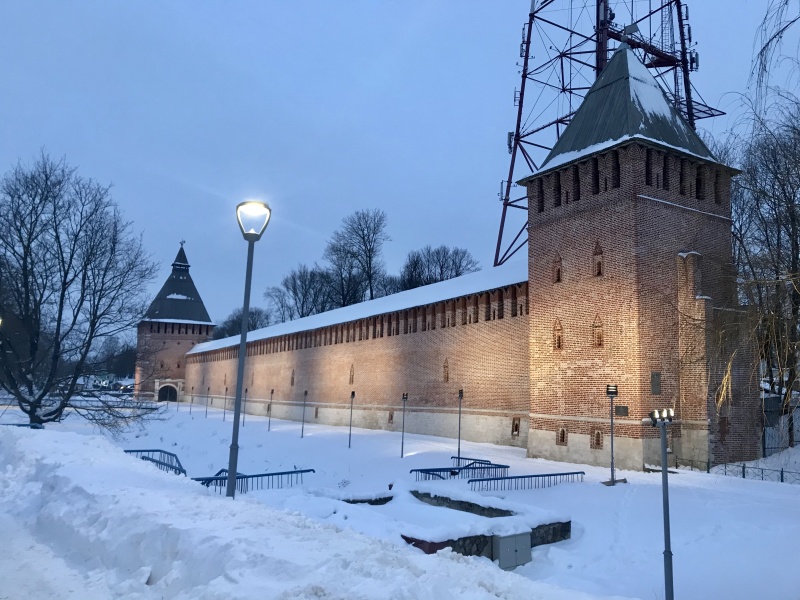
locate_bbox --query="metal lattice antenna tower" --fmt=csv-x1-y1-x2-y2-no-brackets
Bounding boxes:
494,0,722,266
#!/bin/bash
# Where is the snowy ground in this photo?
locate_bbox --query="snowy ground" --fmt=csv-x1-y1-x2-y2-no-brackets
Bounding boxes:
2,405,799,599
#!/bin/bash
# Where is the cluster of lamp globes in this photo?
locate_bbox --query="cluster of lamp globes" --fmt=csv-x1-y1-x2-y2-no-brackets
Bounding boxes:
648,407,675,426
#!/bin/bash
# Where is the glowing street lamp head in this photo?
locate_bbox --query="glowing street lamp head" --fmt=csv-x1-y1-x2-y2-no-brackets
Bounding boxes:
236,200,271,242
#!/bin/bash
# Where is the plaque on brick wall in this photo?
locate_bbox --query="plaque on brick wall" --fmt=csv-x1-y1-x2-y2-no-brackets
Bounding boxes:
614,405,629,417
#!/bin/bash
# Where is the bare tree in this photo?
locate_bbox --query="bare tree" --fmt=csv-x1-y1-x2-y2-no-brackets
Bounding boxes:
212,306,272,340
264,263,330,322
399,245,481,290
754,0,800,99
323,236,367,307
0,153,158,429
332,209,390,301
729,97,800,444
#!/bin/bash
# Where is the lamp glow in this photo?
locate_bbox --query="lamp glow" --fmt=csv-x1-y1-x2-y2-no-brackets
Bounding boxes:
236,201,271,242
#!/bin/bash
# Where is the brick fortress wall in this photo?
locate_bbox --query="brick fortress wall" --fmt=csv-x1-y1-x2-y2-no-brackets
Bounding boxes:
184,283,531,449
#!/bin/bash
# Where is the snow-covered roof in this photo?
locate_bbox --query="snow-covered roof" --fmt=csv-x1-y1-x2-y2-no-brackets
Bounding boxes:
143,245,213,324
189,258,528,355
520,43,717,182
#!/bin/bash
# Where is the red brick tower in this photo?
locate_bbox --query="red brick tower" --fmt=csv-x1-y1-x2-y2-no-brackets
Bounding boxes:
135,244,215,399
523,44,760,469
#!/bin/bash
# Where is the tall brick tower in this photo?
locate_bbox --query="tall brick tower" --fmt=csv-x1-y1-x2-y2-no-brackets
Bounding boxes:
135,244,215,399
523,44,760,469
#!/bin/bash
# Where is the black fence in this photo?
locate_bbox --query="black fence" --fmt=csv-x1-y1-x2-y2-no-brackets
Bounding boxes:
411,461,510,481
676,457,800,484
468,471,585,492
192,469,315,494
451,456,491,467
124,449,186,476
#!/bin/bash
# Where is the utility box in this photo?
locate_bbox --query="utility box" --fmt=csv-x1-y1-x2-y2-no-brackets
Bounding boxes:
492,532,532,570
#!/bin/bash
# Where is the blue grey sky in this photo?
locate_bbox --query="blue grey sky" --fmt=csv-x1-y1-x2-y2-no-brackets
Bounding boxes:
0,1,784,323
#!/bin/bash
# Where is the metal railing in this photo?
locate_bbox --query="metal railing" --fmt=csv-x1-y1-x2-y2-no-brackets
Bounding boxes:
675,457,800,485
192,469,315,494
451,456,491,467
468,471,585,491
124,449,186,476
411,461,510,481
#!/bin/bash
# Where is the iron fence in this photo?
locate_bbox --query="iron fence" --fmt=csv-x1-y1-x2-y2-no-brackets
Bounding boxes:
124,449,186,476
468,471,585,492
451,456,491,467
192,469,315,494
675,457,800,484
411,461,510,481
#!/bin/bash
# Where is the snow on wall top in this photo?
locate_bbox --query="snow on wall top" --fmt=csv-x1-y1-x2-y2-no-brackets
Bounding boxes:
189,258,528,355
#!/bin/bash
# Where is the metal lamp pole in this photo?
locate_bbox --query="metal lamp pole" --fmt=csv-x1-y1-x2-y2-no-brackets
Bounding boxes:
608,385,617,484
401,392,408,458
348,390,355,448
301,390,308,438
644,408,675,600
457,389,463,458
226,200,271,499
268,388,273,431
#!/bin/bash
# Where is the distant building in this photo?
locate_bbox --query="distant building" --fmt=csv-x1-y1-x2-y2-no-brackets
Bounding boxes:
147,46,761,468
135,244,214,400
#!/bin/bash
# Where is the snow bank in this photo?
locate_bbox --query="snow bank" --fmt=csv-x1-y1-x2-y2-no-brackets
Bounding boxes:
0,428,622,599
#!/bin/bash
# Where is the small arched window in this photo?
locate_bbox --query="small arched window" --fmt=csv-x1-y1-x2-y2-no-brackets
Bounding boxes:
553,319,564,350
592,315,604,348
557,428,568,446
593,243,604,277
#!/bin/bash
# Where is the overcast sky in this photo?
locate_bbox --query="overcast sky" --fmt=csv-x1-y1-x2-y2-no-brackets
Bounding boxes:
0,1,788,324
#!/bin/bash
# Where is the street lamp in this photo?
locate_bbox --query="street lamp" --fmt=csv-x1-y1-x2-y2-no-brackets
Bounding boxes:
457,389,463,458
602,385,627,486
268,388,274,431
348,390,355,448
644,407,676,600
301,390,308,438
401,392,408,458
225,200,271,499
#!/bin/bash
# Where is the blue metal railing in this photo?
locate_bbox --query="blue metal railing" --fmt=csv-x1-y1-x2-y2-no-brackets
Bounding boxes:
411,461,510,481
451,456,491,467
192,469,315,494
468,471,585,491
124,449,186,476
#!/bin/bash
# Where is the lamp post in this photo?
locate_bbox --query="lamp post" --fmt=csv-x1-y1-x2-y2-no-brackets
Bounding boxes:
301,390,308,438
457,389,463,458
268,388,274,431
225,200,271,499
348,390,355,448
644,407,676,600
401,392,408,458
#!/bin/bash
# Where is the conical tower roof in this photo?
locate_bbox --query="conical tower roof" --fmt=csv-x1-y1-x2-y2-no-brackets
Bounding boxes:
143,244,213,324
525,43,716,179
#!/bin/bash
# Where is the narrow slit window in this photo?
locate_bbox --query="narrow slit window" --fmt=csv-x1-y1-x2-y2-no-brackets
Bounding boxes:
611,151,620,188
572,165,581,201
593,242,603,277
662,154,670,190
592,315,604,348
553,319,564,350
591,157,600,194
537,178,545,213
553,173,562,207
645,148,653,186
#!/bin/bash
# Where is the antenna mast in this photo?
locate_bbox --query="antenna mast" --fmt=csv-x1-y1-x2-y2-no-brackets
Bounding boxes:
493,0,721,266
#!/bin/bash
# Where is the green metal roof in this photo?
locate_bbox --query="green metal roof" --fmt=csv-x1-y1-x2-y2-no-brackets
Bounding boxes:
143,245,213,324
523,44,717,181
